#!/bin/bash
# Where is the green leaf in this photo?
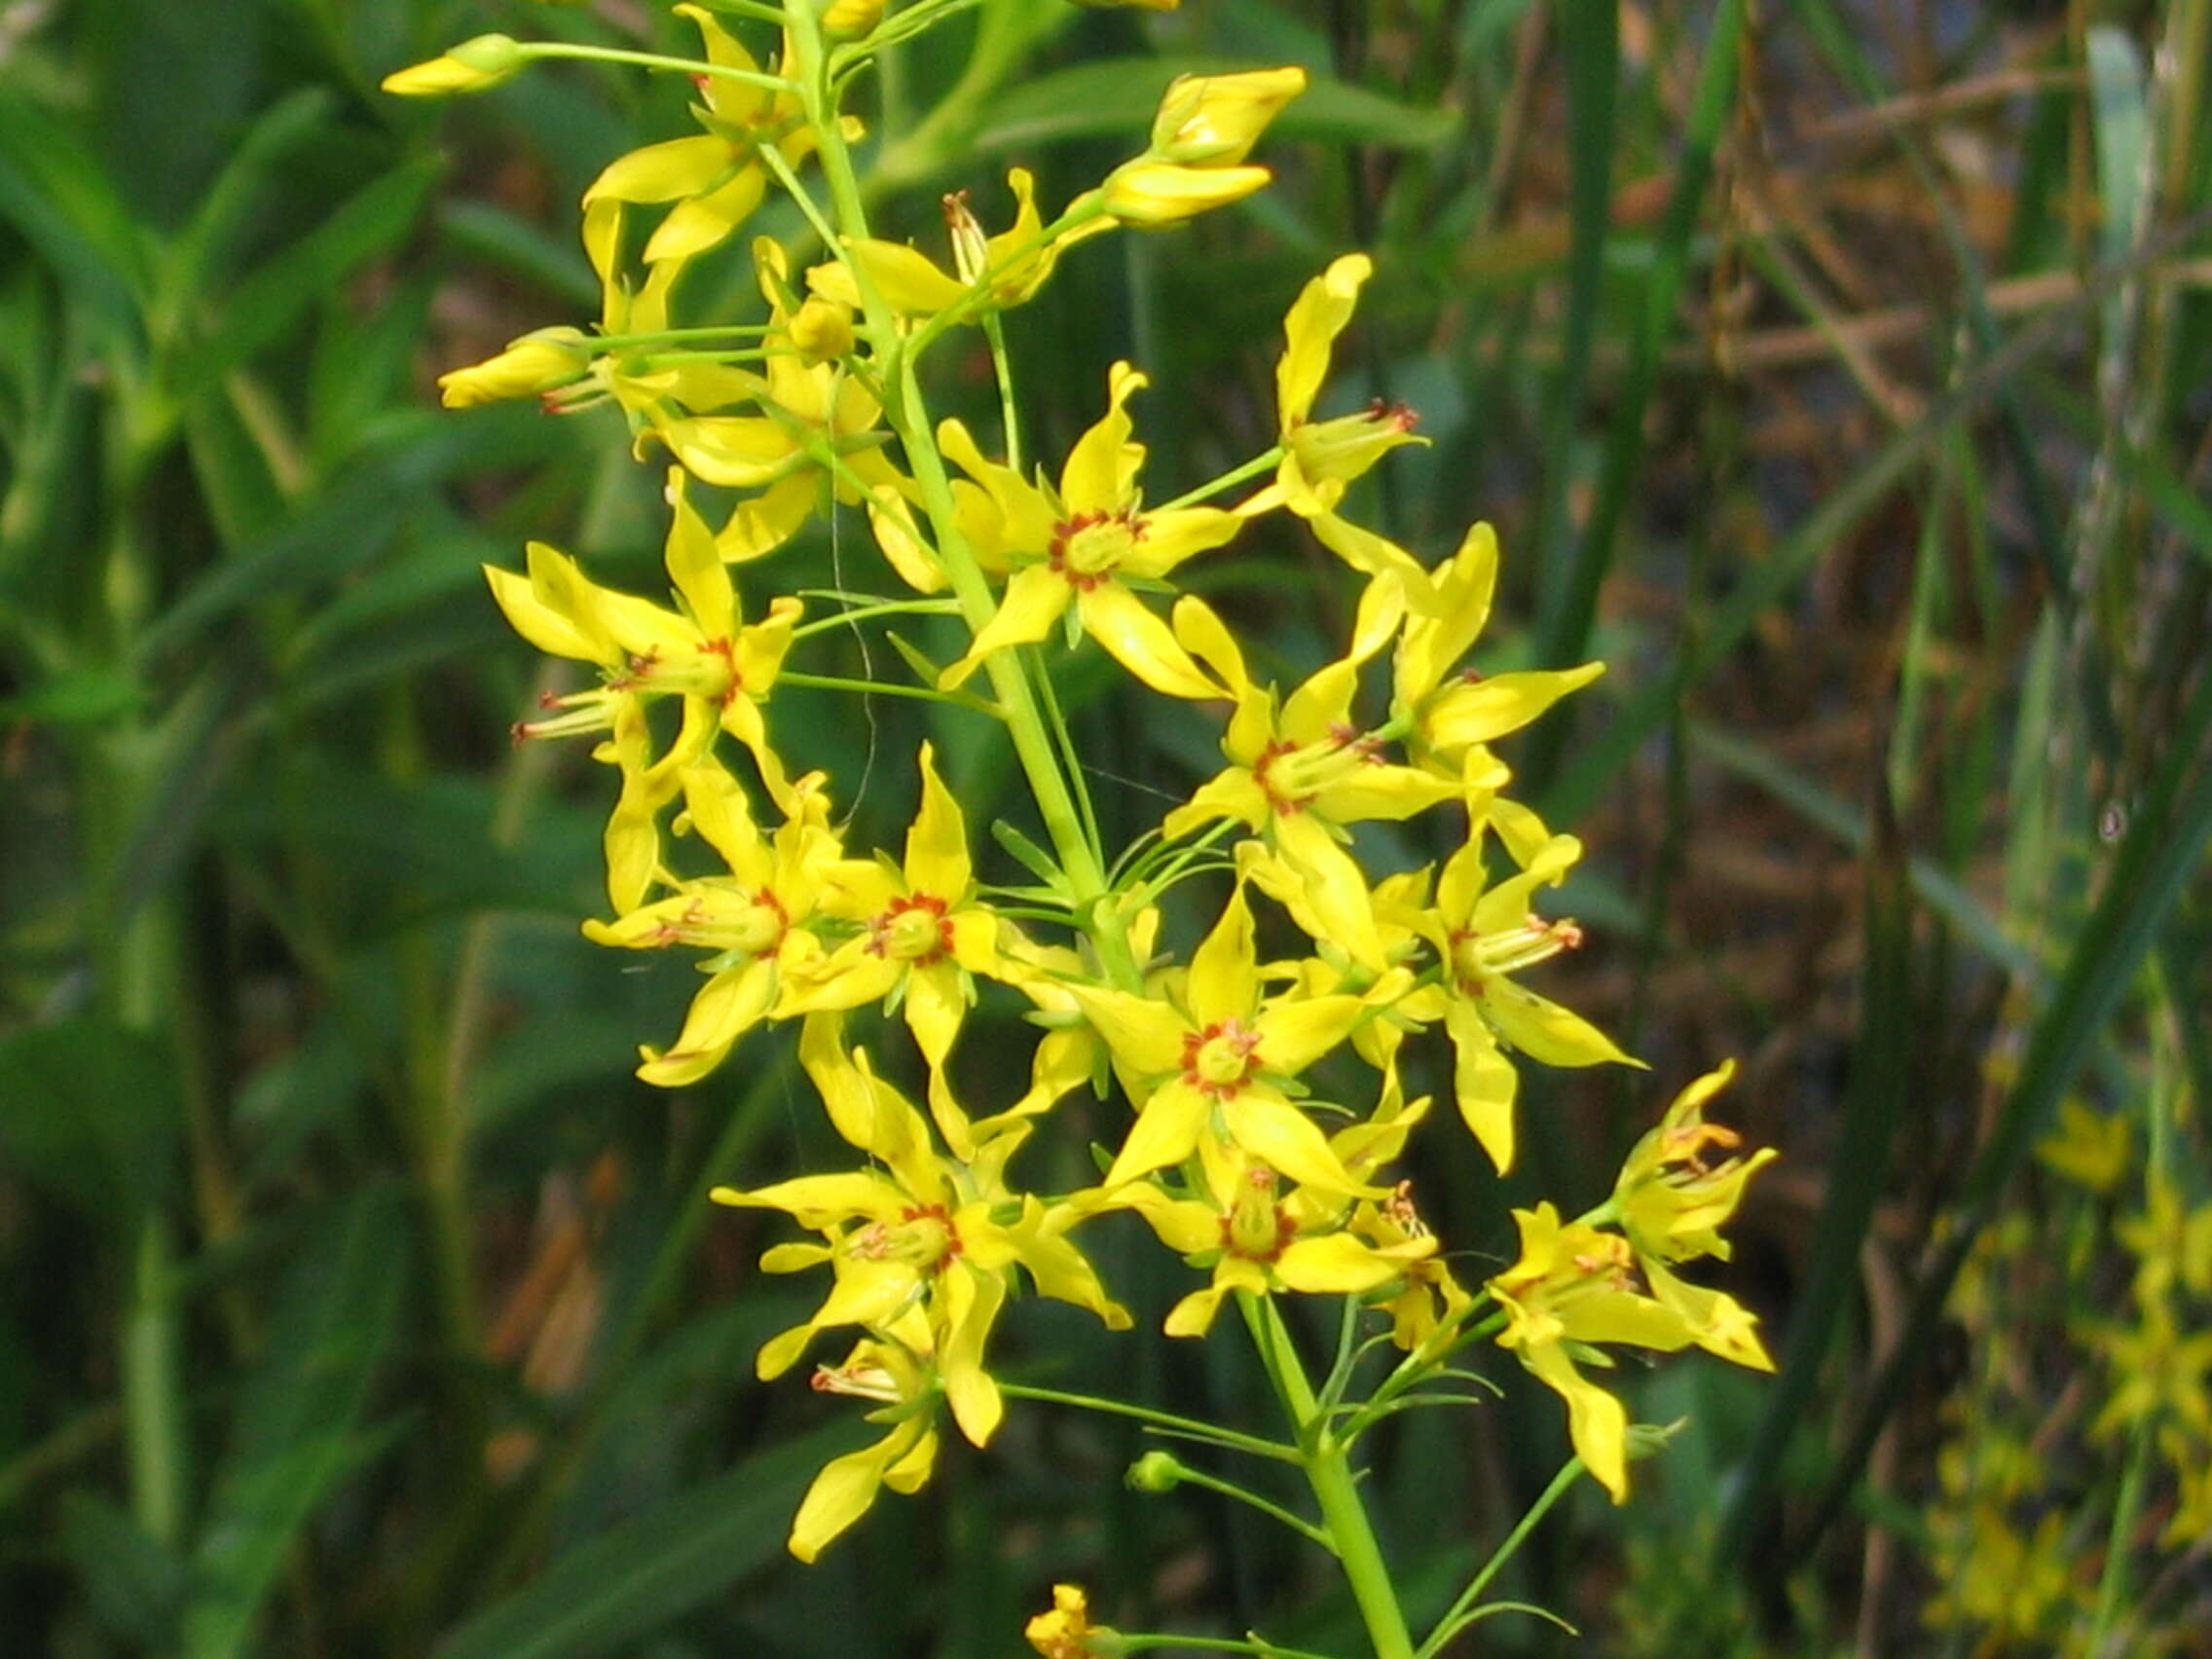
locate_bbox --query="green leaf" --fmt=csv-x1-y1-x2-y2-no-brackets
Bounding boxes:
969,59,1456,155
59,1489,188,1651
0,664,147,727
181,1186,410,1659
0,89,147,348
0,1019,181,1230
170,159,441,401
433,1421,866,1659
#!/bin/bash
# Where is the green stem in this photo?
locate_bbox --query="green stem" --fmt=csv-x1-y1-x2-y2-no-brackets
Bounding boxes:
778,669,982,706
519,41,795,96
1156,1462,1337,1553
1124,1638,1341,1659
999,1382,1301,1464
1416,1456,1583,1659
1156,445,1285,512
122,1215,186,1548
790,596,964,640
1241,1296,1416,1659
788,5,1136,985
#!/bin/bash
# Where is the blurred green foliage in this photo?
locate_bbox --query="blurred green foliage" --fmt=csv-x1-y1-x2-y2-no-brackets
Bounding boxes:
2,0,2208,1655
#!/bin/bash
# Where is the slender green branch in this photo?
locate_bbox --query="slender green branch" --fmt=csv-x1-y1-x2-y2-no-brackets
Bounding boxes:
1156,445,1285,512
778,669,981,707
1416,1456,1584,1659
1124,1636,1343,1659
518,41,796,95
791,597,964,641
1152,1462,1338,1554
1000,1382,1302,1464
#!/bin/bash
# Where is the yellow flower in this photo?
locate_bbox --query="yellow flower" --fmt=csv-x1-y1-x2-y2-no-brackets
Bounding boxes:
1392,523,1604,773
382,34,524,96
1392,826,1637,1173
488,469,802,773
1065,884,1401,1197
1165,579,1458,969
1487,1203,1696,1502
788,1317,940,1562
1241,255,1425,523
1026,1584,1120,1659
581,763,835,1086
656,239,912,561
579,7,815,270
1356,1179,1475,1351
1087,1090,1436,1337
1611,1061,1777,1267
776,744,1005,1151
2034,1096,2131,1195
713,1021,1129,1445
806,169,1102,319
934,363,1239,698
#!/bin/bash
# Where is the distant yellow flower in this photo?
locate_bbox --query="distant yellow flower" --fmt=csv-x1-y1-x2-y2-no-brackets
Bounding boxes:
1065,884,1401,1197
581,763,835,1086
713,1022,1129,1446
1166,579,1457,969
2034,1097,2131,1195
935,363,1239,698
1488,1203,1696,1502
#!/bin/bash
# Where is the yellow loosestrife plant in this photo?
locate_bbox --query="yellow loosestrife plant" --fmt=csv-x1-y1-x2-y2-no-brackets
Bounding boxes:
393,5,1778,1648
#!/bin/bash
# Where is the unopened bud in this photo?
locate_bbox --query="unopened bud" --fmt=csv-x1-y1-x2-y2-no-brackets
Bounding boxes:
789,298,855,366
382,33,526,96
1125,1451,1186,1493
438,327,591,408
1098,161,1272,227
821,0,886,39
1147,68,1307,166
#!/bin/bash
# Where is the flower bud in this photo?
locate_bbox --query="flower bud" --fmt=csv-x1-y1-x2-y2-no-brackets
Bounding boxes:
821,0,886,39
789,297,855,366
437,327,591,408
1147,67,1308,166
382,33,526,96
1097,162,1272,227
1124,1450,1186,1493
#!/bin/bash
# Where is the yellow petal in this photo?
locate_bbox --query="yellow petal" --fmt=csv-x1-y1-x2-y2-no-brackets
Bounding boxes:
1525,1342,1632,1503
1425,663,1604,750
1221,1092,1375,1197
1276,253,1370,428
1106,1082,1209,1186
584,133,732,207
1276,1231,1410,1294
1187,884,1259,1027
1484,980,1638,1070
1059,362,1146,514
940,565,1072,689
787,1426,911,1563
1447,1001,1519,1172
941,1269,1007,1445
1077,584,1223,700
903,741,973,900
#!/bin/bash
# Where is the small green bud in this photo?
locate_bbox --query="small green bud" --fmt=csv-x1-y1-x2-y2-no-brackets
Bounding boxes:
1125,1451,1185,1493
